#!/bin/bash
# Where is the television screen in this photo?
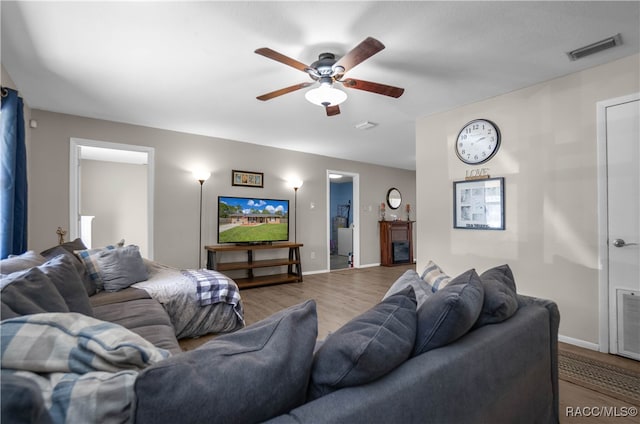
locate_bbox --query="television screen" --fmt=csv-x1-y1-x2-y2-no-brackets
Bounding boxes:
217,196,289,244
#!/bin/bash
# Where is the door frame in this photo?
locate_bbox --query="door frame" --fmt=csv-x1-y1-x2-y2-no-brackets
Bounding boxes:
69,137,155,259
596,92,640,353
326,170,360,270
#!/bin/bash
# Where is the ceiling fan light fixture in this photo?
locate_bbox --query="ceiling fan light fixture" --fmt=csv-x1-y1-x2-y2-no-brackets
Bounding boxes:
305,84,347,107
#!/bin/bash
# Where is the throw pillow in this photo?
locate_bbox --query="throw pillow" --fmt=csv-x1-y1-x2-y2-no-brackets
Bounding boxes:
421,260,451,292
413,269,484,356
40,238,87,257
97,245,148,292
308,287,417,400
474,264,519,328
38,254,94,316
0,268,69,319
74,245,116,290
383,269,432,308
0,251,47,275
134,300,318,424
41,245,97,296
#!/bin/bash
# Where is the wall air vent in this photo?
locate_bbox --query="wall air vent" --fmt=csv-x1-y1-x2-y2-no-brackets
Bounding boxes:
617,289,640,361
566,33,622,61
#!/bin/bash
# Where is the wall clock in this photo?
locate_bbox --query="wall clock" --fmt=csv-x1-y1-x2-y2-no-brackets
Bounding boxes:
455,119,501,164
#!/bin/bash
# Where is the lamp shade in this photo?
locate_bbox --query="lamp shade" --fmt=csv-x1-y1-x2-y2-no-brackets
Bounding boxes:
305,84,347,107
193,170,211,182
288,179,304,189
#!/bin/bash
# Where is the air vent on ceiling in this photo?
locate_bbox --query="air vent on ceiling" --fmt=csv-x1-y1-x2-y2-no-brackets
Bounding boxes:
355,121,377,130
566,33,622,61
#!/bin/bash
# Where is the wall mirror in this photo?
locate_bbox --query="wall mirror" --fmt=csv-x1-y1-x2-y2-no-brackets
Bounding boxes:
386,188,402,209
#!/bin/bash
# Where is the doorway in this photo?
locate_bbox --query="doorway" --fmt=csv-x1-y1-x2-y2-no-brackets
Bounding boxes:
327,170,359,270
597,93,639,360
69,138,155,259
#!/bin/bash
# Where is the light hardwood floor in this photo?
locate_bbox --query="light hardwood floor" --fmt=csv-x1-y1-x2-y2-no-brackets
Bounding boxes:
180,265,640,423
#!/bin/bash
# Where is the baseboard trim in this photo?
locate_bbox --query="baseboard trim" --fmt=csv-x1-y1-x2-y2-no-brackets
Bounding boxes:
302,269,329,276
558,334,600,351
303,263,382,275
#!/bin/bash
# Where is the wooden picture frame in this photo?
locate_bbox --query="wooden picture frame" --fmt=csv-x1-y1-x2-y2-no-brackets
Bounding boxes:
232,170,264,188
453,177,505,230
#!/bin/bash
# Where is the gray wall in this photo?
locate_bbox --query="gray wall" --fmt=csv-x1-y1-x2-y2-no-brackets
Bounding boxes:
27,110,416,271
415,54,639,346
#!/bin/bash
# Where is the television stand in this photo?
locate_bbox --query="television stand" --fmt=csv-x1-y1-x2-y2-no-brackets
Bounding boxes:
238,241,273,246
205,242,303,289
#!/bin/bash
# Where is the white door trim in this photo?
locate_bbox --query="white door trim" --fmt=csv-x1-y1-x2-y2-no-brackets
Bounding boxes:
596,92,640,353
326,170,360,270
69,138,155,259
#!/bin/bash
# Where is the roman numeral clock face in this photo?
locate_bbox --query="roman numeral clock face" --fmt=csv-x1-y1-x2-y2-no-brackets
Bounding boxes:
455,119,501,164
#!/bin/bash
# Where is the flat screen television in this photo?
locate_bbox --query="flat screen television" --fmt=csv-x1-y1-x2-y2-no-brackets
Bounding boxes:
217,196,289,244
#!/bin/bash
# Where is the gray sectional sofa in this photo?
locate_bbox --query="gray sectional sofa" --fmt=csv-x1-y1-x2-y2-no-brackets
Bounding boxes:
1,244,560,424
0,241,182,354
268,295,560,423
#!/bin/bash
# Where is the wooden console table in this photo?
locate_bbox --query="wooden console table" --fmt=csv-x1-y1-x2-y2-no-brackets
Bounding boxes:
379,221,414,266
205,243,303,289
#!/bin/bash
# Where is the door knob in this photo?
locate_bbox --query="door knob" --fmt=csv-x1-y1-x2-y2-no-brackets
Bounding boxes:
612,238,639,248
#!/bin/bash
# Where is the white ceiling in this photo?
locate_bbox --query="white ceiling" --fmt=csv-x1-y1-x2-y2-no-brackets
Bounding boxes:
2,1,639,170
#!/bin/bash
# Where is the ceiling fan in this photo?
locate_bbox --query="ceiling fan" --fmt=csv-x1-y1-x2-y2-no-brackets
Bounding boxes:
255,37,405,117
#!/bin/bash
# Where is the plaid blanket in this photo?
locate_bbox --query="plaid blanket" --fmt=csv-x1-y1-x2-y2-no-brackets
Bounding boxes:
1,313,170,424
181,269,243,314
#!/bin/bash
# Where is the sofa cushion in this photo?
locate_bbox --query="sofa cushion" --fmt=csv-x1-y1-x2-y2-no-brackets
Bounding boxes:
308,288,417,400
0,268,70,319
92,297,180,354
38,254,94,316
134,300,318,424
414,269,484,355
89,287,151,307
421,260,451,291
96,245,148,292
74,245,116,291
383,269,432,308
0,250,47,274
41,240,96,296
474,264,518,328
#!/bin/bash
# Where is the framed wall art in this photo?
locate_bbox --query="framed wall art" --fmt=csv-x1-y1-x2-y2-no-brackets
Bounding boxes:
232,170,264,188
453,177,505,230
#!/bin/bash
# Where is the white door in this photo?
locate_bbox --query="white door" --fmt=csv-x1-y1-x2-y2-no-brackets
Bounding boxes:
601,95,640,360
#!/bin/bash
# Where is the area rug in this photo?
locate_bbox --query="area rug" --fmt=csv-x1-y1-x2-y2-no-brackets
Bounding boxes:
558,350,640,406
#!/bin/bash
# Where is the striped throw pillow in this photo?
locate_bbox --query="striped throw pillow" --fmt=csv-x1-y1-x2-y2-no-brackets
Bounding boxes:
74,245,116,290
420,260,451,292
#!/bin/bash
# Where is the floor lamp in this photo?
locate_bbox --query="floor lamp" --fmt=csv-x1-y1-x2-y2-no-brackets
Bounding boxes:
193,171,210,268
289,179,303,243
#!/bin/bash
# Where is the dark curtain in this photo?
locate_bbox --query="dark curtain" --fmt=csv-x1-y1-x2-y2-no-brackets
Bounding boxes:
1,87,28,259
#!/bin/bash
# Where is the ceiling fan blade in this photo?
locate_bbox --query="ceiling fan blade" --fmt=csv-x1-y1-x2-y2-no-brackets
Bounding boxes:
340,78,405,98
325,105,341,116
334,37,385,73
255,47,311,73
257,82,314,101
